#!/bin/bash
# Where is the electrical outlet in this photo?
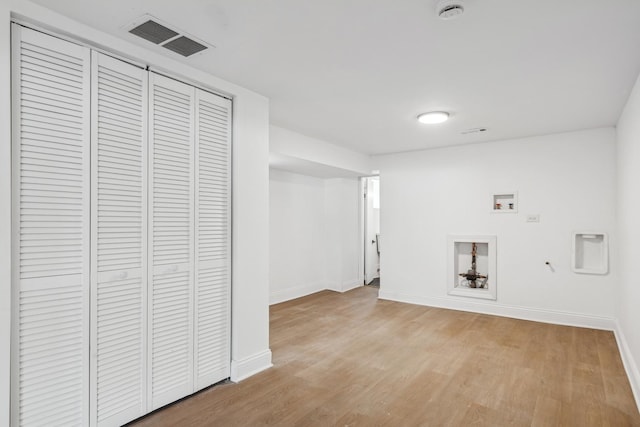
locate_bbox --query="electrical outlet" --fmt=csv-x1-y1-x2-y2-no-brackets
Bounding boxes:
526,214,540,223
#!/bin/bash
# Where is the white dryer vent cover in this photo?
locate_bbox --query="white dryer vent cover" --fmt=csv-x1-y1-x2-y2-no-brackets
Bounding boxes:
127,15,213,57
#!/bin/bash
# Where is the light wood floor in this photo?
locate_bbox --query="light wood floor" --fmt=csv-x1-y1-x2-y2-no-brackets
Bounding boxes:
131,286,640,426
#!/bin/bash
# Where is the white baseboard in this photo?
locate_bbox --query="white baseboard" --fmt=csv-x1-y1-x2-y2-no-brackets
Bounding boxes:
378,290,615,330
271,280,362,305
613,320,640,411
327,279,362,293
325,281,340,292
270,281,325,305
230,349,273,382
341,278,363,293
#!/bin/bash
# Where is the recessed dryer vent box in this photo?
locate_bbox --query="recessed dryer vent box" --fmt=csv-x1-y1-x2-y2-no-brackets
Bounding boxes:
572,232,608,275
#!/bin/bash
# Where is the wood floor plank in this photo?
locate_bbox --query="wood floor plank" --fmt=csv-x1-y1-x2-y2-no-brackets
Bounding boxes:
532,395,562,427
130,286,640,426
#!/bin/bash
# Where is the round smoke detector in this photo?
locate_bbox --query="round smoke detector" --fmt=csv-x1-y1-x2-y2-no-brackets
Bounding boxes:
436,0,465,20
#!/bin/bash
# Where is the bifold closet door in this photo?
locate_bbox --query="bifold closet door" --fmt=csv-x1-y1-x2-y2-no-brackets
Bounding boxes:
90,52,148,426
11,25,91,426
148,73,195,409
12,24,233,425
194,90,232,390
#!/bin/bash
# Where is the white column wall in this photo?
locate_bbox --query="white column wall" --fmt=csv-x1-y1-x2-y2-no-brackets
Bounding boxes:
616,72,640,407
230,93,272,380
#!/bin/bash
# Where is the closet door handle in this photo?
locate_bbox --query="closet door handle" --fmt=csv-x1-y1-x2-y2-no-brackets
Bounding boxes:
109,271,128,281
164,265,179,274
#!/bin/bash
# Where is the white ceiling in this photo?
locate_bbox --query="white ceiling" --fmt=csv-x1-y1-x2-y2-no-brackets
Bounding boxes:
29,0,640,155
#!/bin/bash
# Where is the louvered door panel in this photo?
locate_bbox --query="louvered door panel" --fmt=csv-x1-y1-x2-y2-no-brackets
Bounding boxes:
194,90,232,390
148,73,195,409
11,25,90,427
90,52,148,427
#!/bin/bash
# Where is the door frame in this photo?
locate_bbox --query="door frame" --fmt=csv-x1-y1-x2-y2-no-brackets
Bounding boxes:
360,175,380,285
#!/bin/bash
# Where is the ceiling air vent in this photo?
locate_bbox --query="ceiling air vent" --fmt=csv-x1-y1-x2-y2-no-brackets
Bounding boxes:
127,15,213,57
461,127,488,135
436,0,465,20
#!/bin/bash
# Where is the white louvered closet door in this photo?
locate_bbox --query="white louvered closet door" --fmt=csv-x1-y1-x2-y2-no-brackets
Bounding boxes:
194,90,232,390
90,52,148,427
148,73,195,410
11,25,91,427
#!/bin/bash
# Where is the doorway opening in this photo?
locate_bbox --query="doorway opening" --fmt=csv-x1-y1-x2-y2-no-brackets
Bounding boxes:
362,176,380,288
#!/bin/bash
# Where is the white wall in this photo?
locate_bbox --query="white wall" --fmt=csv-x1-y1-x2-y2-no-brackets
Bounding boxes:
269,170,362,303
325,178,362,292
269,125,371,175
270,170,327,304
270,125,372,175
2,4,272,417
376,128,617,328
616,73,640,407
230,93,272,381
269,126,365,304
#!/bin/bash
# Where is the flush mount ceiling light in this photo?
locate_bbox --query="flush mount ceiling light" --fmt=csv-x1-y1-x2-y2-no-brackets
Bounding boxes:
417,111,450,124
